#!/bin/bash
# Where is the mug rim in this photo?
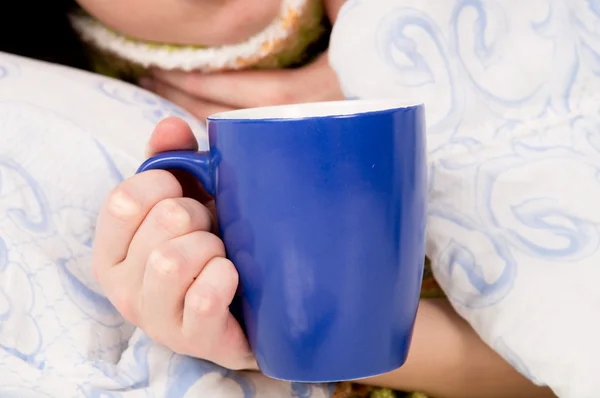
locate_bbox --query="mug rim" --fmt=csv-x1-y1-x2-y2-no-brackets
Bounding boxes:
207,99,423,122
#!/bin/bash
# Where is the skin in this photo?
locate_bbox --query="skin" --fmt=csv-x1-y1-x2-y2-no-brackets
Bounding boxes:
142,54,344,121
93,117,555,397
75,0,347,121
75,0,282,46
364,299,555,398
79,1,553,394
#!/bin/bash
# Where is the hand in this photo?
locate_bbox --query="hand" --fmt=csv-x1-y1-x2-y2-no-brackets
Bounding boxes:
139,0,348,121
93,117,256,370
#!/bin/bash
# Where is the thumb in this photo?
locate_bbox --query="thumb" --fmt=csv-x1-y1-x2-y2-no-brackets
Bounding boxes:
146,117,199,157
145,117,212,205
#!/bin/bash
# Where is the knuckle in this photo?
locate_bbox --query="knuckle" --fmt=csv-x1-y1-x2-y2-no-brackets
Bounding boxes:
106,186,141,220
147,246,186,277
153,198,192,233
186,286,221,318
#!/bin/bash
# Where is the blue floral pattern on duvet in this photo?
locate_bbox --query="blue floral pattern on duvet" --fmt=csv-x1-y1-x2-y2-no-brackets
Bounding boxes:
0,52,331,398
329,0,600,396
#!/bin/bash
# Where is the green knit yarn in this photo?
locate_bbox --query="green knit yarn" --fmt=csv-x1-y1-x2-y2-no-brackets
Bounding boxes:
370,388,398,398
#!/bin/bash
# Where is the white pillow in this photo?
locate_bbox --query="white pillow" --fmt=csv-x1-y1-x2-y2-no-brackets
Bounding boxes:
330,1,600,397
0,51,331,398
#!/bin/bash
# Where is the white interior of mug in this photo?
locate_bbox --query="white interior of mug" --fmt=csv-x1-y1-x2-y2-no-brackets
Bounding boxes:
208,99,421,120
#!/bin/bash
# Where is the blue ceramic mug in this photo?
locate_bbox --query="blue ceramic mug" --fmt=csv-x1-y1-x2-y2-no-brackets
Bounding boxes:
137,100,427,382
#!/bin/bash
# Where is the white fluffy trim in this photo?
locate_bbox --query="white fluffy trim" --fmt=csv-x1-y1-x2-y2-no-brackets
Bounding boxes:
70,0,310,72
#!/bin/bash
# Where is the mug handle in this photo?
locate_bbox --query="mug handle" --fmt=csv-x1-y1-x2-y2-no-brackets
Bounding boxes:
136,150,214,196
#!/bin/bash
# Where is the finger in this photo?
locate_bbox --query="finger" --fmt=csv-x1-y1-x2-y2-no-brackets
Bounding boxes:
181,257,253,369
145,110,215,205
93,170,183,274
146,116,198,157
144,78,234,122
128,197,213,270
141,230,226,340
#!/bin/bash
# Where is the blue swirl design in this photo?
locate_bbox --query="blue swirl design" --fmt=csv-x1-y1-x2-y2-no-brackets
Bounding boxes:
0,262,44,367
451,0,545,107
474,140,600,261
4,2,600,394
0,153,48,365
165,355,256,397
365,0,600,312
0,236,7,272
95,80,194,124
588,127,600,155
0,59,19,81
57,258,123,328
0,156,51,233
494,338,541,385
125,335,152,390
0,54,334,397
0,286,9,323
573,2,600,81
508,198,600,260
376,8,466,137
429,204,517,307
82,333,153,397
0,98,132,391
455,1,504,68
94,139,124,184
590,0,600,17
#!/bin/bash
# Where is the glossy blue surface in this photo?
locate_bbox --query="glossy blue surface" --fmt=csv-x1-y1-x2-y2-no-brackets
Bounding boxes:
137,101,427,382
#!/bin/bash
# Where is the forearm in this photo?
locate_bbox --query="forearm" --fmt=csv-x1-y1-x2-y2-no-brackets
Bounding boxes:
362,299,555,398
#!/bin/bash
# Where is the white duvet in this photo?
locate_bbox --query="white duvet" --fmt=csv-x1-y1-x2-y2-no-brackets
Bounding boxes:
330,1,600,397
1,0,600,397
0,52,332,398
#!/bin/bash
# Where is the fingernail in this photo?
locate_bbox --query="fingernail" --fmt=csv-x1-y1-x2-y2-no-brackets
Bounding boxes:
139,77,154,90
108,190,140,217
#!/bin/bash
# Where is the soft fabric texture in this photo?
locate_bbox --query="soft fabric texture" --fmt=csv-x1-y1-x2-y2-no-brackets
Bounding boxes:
70,0,329,80
330,1,600,397
0,49,436,398
0,50,334,398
